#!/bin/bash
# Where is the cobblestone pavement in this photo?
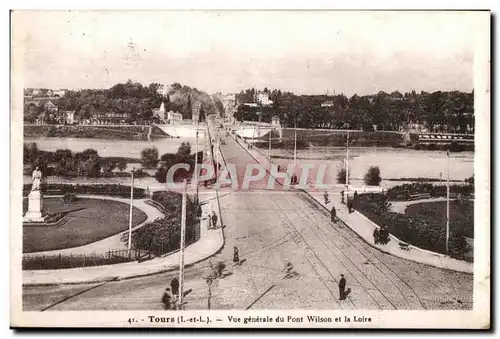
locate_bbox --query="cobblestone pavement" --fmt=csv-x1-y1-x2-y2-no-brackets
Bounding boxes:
22,136,472,311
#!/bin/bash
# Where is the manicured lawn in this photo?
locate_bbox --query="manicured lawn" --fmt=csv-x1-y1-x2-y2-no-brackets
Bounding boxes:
23,197,148,253
405,201,474,238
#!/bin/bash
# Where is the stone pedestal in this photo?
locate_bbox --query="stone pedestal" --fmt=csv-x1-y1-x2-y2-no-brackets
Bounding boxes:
23,190,45,222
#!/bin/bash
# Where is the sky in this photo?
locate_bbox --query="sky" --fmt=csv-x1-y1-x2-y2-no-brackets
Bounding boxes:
13,10,483,96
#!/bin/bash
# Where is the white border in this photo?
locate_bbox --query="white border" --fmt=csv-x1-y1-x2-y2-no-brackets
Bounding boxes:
4,1,495,335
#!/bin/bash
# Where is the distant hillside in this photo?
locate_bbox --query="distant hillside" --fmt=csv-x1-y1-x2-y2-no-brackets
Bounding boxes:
166,84,223,119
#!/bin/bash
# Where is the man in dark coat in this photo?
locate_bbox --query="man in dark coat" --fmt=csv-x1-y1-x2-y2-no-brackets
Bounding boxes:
373,228,380,245
233,246,240,265
162,286,175,310
330,206,336,222
338,274,346,300
347,199,354,214
196,205,202,220
340,190,345,204
211,212,218,228
170,278,179,296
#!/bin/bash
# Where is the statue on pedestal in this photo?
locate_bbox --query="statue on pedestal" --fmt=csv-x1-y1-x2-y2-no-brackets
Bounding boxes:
31,167,42,192
24,167,45,222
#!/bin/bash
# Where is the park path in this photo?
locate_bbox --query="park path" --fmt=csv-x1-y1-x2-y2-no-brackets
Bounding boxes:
390,197,448,214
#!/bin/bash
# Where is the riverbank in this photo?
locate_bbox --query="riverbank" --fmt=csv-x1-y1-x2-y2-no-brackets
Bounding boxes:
24,125,170,141
252,129,474,152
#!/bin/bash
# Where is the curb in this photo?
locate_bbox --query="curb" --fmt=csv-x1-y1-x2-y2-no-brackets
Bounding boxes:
300,190,473,274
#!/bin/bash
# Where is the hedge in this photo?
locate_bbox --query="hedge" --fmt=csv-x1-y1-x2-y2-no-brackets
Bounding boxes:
356,193,471,261
126,191,200,256
386,182,474,201
23,183,146,199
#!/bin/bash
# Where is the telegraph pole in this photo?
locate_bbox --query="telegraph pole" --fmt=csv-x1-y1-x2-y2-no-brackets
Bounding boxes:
178,180,187,310
268,126,272,161
128,168,135,253
195,122,199,204
293,121,297,170
345,132,349,189
446,150,450,254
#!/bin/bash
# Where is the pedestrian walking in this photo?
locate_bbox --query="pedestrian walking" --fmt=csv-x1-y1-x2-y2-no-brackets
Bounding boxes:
196,204,202,220
170,278,179,296
347,199,354,214
211,211,218,229
338,274,346,300
330,206,336,222
284,261,296,279
340,190,345,204
233,246,240,265
324,191,330,204
373,228,380,245
162,286,175,310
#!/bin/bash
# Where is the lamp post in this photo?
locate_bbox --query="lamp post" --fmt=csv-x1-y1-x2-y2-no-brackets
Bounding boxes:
446,150,450,254
178,180,187,310
127,167,135,254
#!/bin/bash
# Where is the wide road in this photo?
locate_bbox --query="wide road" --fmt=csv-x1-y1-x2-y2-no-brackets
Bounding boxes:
22,135,472,311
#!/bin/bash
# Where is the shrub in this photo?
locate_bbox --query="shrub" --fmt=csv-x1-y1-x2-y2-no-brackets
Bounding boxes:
177,142,192,159
364,166,382,186
337,166,350,185
63,192,77,203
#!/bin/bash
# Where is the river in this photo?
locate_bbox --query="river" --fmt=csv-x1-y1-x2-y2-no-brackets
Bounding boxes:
23,137,474,189
271,146,474,187
24,136,205,159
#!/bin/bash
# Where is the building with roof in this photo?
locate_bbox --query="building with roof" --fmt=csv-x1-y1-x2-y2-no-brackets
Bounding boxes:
167,111,183,124
257,91,273,106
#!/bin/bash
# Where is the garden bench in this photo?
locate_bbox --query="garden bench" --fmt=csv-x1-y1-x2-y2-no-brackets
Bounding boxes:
449,193,458,199
398,242,410,251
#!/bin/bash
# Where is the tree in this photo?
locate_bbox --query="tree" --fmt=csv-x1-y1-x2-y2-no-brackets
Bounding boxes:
141,147,159,169
176,142,191,159
103,161,117,174
24,142,39,165
337,166,350,185
364,166,382,186
53,149,73,162
117,159,127,172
